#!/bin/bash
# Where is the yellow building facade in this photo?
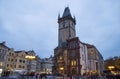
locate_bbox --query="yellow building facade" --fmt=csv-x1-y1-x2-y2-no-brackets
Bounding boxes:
6,49,27,72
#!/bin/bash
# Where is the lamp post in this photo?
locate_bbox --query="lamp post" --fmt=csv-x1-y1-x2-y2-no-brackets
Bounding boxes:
25,55,36,74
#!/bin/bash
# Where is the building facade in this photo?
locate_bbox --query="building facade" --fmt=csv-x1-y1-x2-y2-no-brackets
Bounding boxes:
26,50,37,72
86,44,104,75
53,7,104,77
0,42,41,75
41,56,53,74
0,42,9,76
6,50,27,74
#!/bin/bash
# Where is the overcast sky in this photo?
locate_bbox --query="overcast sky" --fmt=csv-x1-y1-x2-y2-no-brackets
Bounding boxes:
0,0,120,59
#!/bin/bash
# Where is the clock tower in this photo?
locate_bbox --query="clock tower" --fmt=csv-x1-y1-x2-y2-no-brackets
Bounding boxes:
58,7,76,47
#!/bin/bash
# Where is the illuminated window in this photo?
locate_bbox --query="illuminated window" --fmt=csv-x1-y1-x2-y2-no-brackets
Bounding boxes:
60,56,62,60
71,60,76,66
0,62,3,66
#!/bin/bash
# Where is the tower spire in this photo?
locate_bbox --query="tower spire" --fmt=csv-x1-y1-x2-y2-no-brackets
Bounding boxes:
62,7,72,17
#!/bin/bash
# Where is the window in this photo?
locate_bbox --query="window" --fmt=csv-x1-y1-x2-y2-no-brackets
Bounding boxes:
9,53,11,55
16,54,18,56
19,60,22,62
19,65,21,68
0,62,3,66
23,60,25,63
70,42,75,48
2,56,4,59
7,64,9,67
71,52,75,57
81,47,83,52
8,58,10,61
12,53,14,56
82,55,84,60
71,60,76,66
2,50,4,53
11,59,13,62
14,65,16,68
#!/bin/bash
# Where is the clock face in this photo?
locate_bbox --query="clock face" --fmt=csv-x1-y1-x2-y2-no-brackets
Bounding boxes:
59,20,71,29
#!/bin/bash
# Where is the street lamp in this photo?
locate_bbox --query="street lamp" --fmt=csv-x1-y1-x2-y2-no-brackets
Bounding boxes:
25,55,36,74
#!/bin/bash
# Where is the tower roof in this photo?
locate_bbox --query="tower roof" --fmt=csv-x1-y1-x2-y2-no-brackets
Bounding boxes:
62,7,72,17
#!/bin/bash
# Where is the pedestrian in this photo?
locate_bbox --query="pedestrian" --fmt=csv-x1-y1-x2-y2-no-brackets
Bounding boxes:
39,74,41,79
35,72,39,79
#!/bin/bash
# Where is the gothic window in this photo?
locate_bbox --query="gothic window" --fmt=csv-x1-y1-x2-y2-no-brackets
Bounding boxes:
71,60,76,66
71,52,75,57
70,42,75,48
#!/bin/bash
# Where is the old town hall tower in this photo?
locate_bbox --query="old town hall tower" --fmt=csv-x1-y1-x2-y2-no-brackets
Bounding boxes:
58,7,76,47
53,7,78,76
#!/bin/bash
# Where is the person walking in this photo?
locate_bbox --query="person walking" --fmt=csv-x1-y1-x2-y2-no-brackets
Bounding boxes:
35,72,39,79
